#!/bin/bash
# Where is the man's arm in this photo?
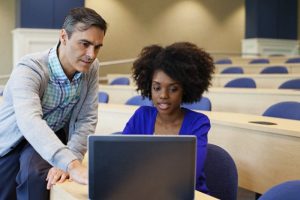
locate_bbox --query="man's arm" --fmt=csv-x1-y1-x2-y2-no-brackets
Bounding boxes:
66,61,99,161
9,59,77,171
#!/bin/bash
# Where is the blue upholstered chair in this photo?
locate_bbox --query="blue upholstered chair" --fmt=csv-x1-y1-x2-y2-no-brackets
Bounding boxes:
110,77,130,85
98,91,109,103
285,57,300,63
224,78,256,88
258,180,300,200
125,95,152,106
204,144,238,200
221,67,244,74
262,101,300,120
215,58,232,64
260,66,288,74
278,79,300,89
181,97,212,111
249,58,270,64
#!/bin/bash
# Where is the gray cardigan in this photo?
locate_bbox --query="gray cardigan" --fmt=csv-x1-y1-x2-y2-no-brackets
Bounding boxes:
0,49,99,171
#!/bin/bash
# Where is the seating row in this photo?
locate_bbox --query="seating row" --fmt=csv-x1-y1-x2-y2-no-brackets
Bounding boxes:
98,85,300,115
215,63,300,74
105,74,300,89
215,57,300,65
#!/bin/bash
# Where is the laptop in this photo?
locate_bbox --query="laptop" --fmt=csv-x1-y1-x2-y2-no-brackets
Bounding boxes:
88,135,197,200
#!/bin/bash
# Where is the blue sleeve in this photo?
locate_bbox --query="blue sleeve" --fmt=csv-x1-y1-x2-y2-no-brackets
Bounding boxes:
122,106,155,135
122,111,138,134
191,113,211,193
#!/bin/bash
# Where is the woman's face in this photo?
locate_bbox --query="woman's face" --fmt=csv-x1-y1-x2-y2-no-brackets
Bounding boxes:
151,70,183,115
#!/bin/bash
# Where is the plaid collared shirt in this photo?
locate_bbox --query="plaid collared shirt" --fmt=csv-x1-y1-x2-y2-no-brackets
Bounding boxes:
41,45,82,131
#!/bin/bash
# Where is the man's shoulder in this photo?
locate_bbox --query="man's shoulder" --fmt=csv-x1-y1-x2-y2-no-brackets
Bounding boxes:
17,50,50,70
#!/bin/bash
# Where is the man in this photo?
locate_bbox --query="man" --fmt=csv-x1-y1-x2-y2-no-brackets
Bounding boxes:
0,7,107,199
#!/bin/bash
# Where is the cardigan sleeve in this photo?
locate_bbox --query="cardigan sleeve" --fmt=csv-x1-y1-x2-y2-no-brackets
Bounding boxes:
10,58,77,171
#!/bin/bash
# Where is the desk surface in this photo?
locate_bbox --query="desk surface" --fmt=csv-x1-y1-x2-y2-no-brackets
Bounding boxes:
50,181,218,200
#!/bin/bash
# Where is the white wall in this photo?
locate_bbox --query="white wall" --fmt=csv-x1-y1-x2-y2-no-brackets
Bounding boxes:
0,0,15,78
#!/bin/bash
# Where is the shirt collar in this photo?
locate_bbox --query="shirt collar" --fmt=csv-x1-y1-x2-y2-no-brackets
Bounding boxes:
48,43,82,82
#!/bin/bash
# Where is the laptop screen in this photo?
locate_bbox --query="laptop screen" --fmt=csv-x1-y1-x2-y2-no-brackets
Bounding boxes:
88,135,196,200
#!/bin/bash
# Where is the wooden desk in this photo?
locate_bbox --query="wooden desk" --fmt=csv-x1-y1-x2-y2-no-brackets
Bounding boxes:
50,180,218,200
215,63,300,74
205,87,300,115
97,103,300,194
99,85,300,115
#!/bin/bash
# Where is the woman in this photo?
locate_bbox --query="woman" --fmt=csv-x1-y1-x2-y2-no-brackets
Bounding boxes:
122,42,215,193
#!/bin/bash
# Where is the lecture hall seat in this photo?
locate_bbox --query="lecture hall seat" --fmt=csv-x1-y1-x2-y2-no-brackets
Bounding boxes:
98,91,109,103
260,66,288,74
278,79,300,89
258,180,300,200
285,57,300,63
125,95,153,106
204,143,238,200
221,66,244,74
224,78,256,88
249,58,270,64
262,101,300,121
214,58,232,65
181,97,212,111
109,77,130,85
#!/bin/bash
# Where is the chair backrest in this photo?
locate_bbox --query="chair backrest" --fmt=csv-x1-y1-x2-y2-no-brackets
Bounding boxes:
260,66,288,74
98,92,109,103
204,144,238,200
258,180,300,200
285,57,300,63
262,101,300,120
224,78,256,88
249,58,270,64
215,58,232,64
110,77,130,85
278,79,300,89
221,67,244,74
125,95,153,106
181,97,212,111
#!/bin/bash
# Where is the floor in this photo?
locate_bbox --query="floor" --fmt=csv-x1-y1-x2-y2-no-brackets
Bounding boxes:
237,187,256,200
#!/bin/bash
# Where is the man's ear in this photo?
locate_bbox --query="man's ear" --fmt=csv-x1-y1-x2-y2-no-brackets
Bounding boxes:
60,29,68,45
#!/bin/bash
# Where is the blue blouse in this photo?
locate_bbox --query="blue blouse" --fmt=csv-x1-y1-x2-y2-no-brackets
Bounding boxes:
122,106,210,193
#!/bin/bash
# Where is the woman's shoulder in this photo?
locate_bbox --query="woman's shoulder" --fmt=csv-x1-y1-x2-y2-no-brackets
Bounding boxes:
183,108,209,119
133,106,157,116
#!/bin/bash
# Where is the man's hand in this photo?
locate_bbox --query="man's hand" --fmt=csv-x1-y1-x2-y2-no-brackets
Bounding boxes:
67,160,88,185
46,167,69,190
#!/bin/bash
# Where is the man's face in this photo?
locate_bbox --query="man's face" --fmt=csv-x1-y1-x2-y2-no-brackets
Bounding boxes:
59,24,105,75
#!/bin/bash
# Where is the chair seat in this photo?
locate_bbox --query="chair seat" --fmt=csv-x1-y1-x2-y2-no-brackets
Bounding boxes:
224,78,256,88
262,101,300,120
125,95,152,106
258,180,300,200
203,144,238,200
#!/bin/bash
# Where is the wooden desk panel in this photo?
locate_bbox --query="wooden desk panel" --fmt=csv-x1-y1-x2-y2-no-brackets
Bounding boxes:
50,180,218,200
96,104,300,194
205,88,300,115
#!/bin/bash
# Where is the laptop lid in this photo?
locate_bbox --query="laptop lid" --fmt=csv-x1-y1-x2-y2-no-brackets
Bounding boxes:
88,135,197,200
